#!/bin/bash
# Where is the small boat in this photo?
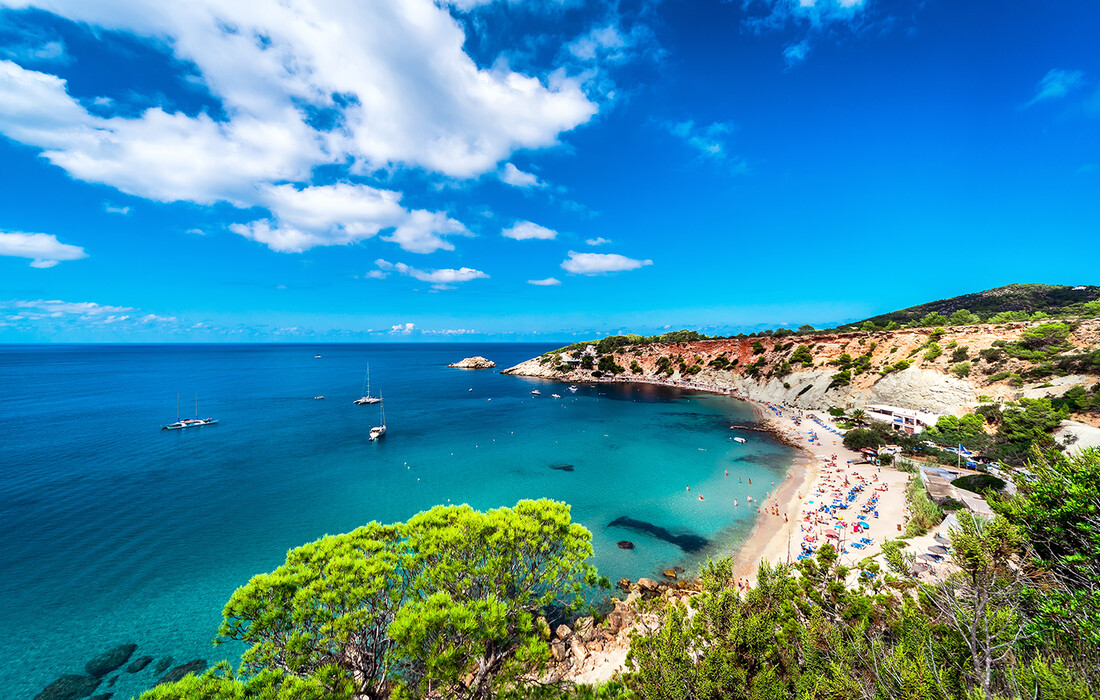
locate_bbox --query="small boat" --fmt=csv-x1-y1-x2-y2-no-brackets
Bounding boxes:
369,394,386,441
314,354,322,359
733,437,747,444
354,364,382,404
551,393,562,398
162,394,217,430
531,390,541,396
314,396,325,400
568,386,578,392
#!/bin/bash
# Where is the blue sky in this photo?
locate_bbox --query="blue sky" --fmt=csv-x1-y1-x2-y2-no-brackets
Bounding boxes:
0,0,1097,342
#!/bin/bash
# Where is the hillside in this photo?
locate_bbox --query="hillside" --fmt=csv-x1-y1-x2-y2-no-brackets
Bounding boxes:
845,283,1100,329
504,319,1100,418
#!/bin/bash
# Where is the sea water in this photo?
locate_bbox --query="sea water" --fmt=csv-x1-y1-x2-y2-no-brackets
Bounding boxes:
0,343,796,699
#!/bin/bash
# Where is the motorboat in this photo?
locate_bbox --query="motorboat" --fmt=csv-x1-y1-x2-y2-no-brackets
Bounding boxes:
530,390,541,396
568,386,578,392
733,437,747,444
314,396,325,400
551,393,562,398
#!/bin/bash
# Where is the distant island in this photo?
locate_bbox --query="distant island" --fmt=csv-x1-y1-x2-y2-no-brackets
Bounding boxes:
448,356,496,369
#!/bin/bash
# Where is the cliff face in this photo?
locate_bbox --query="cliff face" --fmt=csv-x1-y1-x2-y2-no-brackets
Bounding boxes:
503,320,1100,416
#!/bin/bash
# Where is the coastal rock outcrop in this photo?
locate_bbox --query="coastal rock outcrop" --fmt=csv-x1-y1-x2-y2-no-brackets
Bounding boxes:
447,356,496,369
85,643,137,678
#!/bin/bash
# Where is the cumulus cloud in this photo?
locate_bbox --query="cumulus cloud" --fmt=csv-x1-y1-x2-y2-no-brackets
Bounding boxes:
528,277,562,286
390,322,416,334
0,230,87,267
499,162,544,188
502,220,557,240
0,1,600,252
561,250,652,275
384,209,470,254
584,236,611,246
375,258,488,289
1024,69,1086,107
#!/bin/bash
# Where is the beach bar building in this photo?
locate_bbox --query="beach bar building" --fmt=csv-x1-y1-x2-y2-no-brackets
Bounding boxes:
863,404,940,435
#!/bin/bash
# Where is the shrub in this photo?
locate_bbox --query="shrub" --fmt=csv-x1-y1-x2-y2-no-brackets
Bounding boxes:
843,428,882,450
951,346,969,362
924,343,943,361
751,340,765,355
952,474,1006,495
829,370,851,388
952,361,971,377
789,344,814,366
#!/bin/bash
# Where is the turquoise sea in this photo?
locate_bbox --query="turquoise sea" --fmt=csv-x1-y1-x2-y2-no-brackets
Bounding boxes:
0,343,796,699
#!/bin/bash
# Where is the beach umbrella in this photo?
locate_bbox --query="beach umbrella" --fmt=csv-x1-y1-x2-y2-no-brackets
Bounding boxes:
908,563,931,575
934,533,950,544
928,545,949,555
918,553,942,562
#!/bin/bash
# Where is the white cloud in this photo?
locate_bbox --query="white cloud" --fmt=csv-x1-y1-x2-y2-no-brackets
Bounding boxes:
783,40,810,66
499,162,544,188
375,259,488,288
6,299,134,319
667,120,733,159
0,1,600,251
0,231,87,267
585,236,611,246
365,270,387,279
104,203,131,215
1025,69,1086,107
528,277,562,286
502,220,557,240
561,250,652,275
390,322,416,334
746,0,867,31
422,327,477,335
383,209,470,254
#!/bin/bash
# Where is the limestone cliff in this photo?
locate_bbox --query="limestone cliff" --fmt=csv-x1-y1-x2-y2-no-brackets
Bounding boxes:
503,320,1100,416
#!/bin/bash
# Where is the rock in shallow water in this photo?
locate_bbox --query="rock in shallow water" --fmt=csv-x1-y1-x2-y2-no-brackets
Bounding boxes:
154,657,173,675
127,656,153,673
616,540,634,549
548,463,575,472
157,660,207,686
85,644,137,678
34,674,101,700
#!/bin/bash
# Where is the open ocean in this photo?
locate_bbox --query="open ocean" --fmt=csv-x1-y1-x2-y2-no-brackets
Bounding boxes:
0,343,796,699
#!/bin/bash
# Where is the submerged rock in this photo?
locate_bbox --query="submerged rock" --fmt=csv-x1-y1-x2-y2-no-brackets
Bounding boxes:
154,657,173,675
608,516,709,553
34,674,101,700
85,644,137,678
90,695,113,700
157,660,207,686
662,568,678,580
548,463,575,472
617,577,632,591
616,540,634,549
127,656,153,673
447,356,496,369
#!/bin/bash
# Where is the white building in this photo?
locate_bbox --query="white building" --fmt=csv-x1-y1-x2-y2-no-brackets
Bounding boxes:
863,404,940,435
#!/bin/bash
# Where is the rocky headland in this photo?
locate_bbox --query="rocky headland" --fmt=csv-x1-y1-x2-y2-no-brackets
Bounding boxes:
503,319,1100,419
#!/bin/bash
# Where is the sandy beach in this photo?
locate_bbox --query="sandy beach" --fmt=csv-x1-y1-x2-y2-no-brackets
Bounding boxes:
732,402,912,584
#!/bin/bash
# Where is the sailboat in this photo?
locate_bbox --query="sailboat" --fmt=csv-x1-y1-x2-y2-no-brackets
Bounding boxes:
369,394,386,441
162,393,218,430
354,364,382,404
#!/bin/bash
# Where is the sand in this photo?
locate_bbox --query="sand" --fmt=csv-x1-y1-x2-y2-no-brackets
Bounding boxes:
732,403,912,585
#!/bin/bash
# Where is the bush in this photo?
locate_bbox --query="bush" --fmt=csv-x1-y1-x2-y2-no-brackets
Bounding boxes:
951,346,969,362
751,340,765,355
843,428,883,451
905,474,945,537
789,344,814,366
952,473,1006,495
952,361,971,377
924,343,943,361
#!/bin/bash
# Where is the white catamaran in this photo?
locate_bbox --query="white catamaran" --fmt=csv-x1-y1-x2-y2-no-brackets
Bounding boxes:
354,364,382,404
369,394,386,441
162,393,218,430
